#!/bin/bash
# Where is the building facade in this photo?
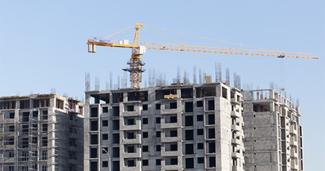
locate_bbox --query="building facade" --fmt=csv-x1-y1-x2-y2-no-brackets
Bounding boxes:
0,94,84,171
84,83,245,171
243,89,303,171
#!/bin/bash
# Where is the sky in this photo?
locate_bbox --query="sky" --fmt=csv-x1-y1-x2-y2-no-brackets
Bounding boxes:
0,0,324,169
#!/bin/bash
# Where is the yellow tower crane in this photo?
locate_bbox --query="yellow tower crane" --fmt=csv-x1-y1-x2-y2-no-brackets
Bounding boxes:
87,23,319,89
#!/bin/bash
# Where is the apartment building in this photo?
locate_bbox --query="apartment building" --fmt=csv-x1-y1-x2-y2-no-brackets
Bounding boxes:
243,89,303,171
84,82,245,171
0,94,84,171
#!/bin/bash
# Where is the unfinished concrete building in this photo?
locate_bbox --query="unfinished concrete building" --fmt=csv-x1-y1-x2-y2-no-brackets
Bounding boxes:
84,82,245,171
243,89,303,171
0,94,84,171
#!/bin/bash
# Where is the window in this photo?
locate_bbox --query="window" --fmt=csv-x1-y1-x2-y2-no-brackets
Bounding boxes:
208,128,215,139
169,130,177,137
90,147,98,158
143,132,148,138
166,143,178,151
197,143,204,149
102,134,108,140
41,165,48,171
125,132,136,139
125,145,136,153
102,147,108,154
208,141,216,153
22,112,29,122
165,115,177,123
156,131,161,137
126,105,134,111
209,157,216,167
185,130,194,140
186,158,194,168
142,118,148,124
32,111,38,118
222,87,228,99
185,102,193,112
197,129,204,135
126,118,136,125
8,125,15,132
112,120,119,130
142,104,148,111
253,103,270,112
208,114,215,125
156,145,161,152
102,107,108,113
197,157,204,164
112,106,120,116
41,150,47,160
102,161,108,167
90,107,98,117
102,120,108,127
90,120,98,131
196,101,203,107
185,144,194,154
197,115,203,121
169,102,177,109
156,117,160,124
4,112,15,119
156,103,161,110
42,137,48,147
166,157,178,165
143,145,149,152
143,159,149,166
113,161,119,171
113,133,119,144
112,147,119,157
90,134,98,144
185,116,193,126
156,159,161,166
208,100,215,110
125,159,136,167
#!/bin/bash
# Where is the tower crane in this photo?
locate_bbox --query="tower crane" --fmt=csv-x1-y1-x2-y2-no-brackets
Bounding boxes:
87,23,319,89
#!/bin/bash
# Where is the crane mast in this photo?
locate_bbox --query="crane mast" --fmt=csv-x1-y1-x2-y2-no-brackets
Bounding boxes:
87,23,319,89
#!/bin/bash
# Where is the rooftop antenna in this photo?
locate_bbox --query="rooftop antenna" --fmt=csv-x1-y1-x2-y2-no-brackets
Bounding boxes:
95,77,100,90
226,68,230,85
177,67,181,83
85,73,91,91
199,69,202,84
193,66,197,84
109,72,113,90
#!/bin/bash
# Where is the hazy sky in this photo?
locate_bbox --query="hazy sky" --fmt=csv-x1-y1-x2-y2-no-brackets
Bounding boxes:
0,0,324,169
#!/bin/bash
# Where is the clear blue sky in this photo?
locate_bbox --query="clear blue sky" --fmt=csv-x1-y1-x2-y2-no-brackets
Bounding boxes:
0,0,324,169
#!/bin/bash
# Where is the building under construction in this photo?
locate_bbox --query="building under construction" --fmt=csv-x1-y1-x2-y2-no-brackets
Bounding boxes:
243,90,303,171
84,80,246,171
0,94,84,171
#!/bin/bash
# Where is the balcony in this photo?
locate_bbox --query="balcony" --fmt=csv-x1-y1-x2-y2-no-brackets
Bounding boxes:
161,123,181,129
161,107,180,115
232,151,241,158
120,123,141,131
232,138,241,145
232,124,241,131
122,136,142,144
161,150,179,157
123,151,142,158
161,136,181,143
161,164,182,170
231,111,241,118
121,103,141,116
